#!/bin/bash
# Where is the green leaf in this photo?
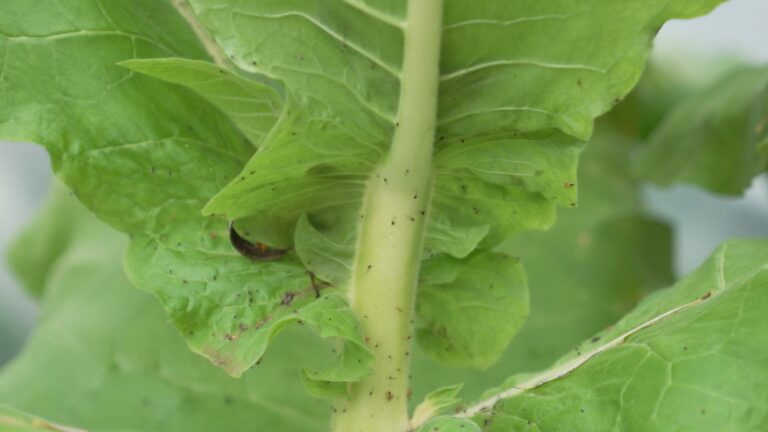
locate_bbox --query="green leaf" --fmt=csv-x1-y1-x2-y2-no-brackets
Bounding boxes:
185,0,720,368
635,65,768,195
417,416,481,432
187,0,724,256
294,213,356,289
0,0,370,385
410,121,674,403
0,0,250,233
120,57,283,147
448,240,768,431
605,63,699,141
0,0,724,387
0,405,84,432
6,182,86,298
125,229,372,392
0,189,333,432
417,252,528,369
411,385,463,429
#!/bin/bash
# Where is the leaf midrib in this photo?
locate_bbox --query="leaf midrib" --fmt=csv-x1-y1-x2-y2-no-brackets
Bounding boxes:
456,260,768,420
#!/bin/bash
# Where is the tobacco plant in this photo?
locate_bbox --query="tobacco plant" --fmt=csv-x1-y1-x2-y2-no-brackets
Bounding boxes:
1,1,767,431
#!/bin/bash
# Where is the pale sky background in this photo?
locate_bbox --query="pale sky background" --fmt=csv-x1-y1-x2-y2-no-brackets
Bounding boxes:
1,0,767,363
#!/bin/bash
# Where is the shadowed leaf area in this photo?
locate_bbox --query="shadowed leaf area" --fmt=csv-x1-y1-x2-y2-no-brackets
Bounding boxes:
635,65,768,195
0,0,723,382
0,185,332,432
410,111,674,403
421,239,768,431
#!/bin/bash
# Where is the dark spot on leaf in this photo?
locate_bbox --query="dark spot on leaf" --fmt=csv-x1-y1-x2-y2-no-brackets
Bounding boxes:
229,222,288,261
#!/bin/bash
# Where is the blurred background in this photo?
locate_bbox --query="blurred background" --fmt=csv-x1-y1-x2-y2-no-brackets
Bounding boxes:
1,0,767,366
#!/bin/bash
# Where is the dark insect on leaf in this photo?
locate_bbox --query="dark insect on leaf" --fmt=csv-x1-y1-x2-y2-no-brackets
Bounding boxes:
308,271,325,298
281,291,296,306
228,221,288,261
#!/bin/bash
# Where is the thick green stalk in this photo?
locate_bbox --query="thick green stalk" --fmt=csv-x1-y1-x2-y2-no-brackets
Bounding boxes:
331,1,443,431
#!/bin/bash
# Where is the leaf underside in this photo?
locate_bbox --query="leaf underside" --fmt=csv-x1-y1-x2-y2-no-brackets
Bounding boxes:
0,0,725,392
0,0,370,390
422,240,768,431
0,186,333,432
635,65,768,195
408,90,676,405
0,81,682,431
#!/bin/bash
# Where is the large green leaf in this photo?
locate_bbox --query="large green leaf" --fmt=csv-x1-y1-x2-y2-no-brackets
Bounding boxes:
0,187,332,432
635,65,768,195
0,405,84,432
417,252,529,370
420,240,768,431
121,57,284,148
181,0,720,367
6,182,84,299
189,0,723,250
0,0,369,384
409,114,674,403
605,63,698,141
0,0,724,381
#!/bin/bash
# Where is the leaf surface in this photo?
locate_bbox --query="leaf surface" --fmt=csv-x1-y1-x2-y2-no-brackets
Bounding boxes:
188,0,723,255
6,183,83,298
0,405,85,432
635,65,768,195
427,240,768,431
417,252,529,369
0,0,369,383
411,385,463,430
0,0,724,378
121,57,284,147
410,119,674,403
0,187,332,432
184,0,722,367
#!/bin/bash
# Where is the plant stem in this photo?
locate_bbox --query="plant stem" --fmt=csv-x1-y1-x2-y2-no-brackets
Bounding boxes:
170,0,230,68
331,1,443,431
